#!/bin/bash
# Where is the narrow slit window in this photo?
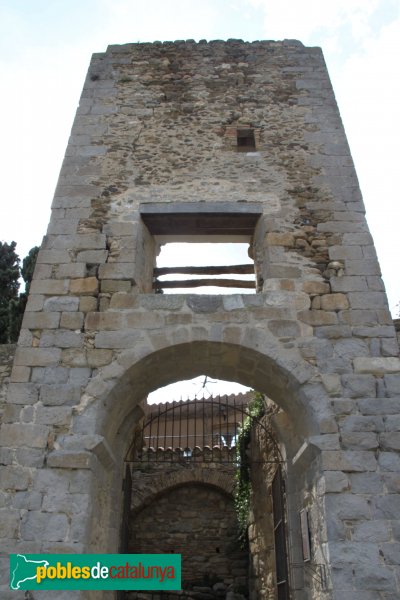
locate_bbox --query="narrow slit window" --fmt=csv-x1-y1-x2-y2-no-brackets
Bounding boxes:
237,128,256,151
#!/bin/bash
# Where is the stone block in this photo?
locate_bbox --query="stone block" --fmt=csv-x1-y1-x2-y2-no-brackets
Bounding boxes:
0,509,20,538
297,310,338,326
60,311,84,329
10,365,32,383
379,433,400,451
87,349,113,367
39,330,83,348
374,496,400,519
7,383,39,405
341,374,376,398
322,471,349,493
101,279,132,293
61,349,88,367
25,294,45,311
353,357,400,375
40,384,82,406
382,473,400,493
339,415,385,432
70,277,99,295
76,249,109,263
42,491,90,514
330,275,367,292
353,564,397,591
103,221,136,236
358,398,400,415
267,320,301,338
321,450,377,471
45,233,106,250
379,452,400,472
340,432,378,450
37,249,72,264
0,466,31,491
109,292,138,309
85,312,124,330
302,280,330,295
320,293,349,311
22,312,60,330
348,291,387,309
325,493,371,522
31,366,69,384
187,296,222,313
384,374,400,395
30,279,69,295
98,263,134,280
350,473,383,493
329,541,380,564
0,424,49,448
46,450,94,469
12,491,43,511
15,448,45,468
44,296,80,312
35,405,72,426
329,245,363,260
345,260,381,276
57,263,87,278
266,232,295,247
79,296,98,312
21,511,69,542
321,373,342,397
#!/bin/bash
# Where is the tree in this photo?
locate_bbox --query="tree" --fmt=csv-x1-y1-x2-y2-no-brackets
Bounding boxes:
9,246,40,342
0,241,20,343
0,243,39,343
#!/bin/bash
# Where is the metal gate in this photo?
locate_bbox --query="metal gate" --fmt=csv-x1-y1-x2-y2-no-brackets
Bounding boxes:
125,395,283,464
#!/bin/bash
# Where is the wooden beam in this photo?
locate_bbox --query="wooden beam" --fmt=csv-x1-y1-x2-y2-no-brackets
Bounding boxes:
154,264,254,276
153,278,255,289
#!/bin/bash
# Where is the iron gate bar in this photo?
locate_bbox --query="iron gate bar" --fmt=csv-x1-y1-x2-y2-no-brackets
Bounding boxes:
124,396,284,464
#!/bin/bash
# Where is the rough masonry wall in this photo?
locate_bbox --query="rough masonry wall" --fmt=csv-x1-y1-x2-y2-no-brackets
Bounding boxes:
129,480,247,596
1,40,400,600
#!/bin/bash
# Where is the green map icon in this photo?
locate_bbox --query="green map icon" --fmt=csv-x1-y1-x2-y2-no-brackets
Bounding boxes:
10,554,49,590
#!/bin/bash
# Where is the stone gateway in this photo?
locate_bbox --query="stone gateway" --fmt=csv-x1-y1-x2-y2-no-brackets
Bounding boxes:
0,39,400,599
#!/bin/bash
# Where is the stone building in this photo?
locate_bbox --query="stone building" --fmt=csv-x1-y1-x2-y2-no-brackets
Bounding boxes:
1,38,400,599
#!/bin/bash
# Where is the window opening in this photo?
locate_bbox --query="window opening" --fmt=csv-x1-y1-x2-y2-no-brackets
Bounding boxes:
237,128,256,151
154,242,256,294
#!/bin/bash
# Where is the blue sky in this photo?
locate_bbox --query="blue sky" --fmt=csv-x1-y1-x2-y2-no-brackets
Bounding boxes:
0,0,399,399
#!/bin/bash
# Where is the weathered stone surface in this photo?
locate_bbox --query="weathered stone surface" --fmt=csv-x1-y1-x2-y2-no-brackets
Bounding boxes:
43,296,80,312
70,277,99,295
22,312,60,329
354,357,400,375
21,511,69,542
0,424,49,448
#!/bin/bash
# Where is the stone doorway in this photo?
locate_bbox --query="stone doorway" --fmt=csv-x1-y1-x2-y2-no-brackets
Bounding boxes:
120,394,287,600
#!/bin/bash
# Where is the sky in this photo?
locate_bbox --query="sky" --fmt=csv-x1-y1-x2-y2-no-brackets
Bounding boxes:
0,0,399,400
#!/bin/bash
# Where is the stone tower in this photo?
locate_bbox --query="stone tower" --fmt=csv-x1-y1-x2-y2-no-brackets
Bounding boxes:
1,39,400,599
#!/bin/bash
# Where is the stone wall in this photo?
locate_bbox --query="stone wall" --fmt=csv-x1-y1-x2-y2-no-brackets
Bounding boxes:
128,460,247,599
1,39,400,600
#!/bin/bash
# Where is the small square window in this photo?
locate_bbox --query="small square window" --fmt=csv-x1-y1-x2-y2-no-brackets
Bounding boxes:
237,128,256,151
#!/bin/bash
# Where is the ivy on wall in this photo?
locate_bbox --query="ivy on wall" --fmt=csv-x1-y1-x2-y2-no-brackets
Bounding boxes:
234,392,265,545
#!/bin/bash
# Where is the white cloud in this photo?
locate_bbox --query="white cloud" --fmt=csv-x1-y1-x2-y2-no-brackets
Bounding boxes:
247,0,382,43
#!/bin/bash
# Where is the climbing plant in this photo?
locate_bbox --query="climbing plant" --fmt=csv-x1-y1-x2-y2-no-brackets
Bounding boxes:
234,392,265,545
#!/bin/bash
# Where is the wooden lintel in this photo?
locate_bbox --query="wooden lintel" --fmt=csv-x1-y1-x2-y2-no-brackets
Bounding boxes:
154,264,254,276
153,278,255,289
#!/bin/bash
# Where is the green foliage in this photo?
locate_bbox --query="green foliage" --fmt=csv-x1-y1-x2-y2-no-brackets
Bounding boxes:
21,246,39,295
0,241,20,343
0,243,39,343
234,392,265,546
